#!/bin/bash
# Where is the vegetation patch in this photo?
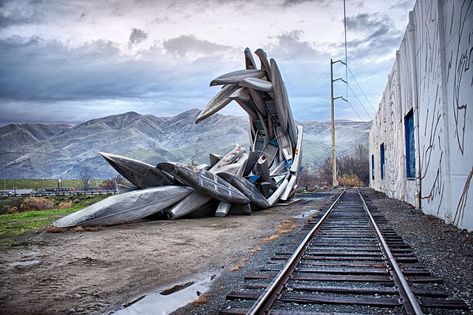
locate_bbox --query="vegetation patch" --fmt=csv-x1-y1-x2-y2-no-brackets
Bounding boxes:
338,175,364,187
2,178,85,190
0,195,108,249
20,197,55,211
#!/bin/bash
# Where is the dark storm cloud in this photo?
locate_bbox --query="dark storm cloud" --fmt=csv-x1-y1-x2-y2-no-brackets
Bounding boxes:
0,0,408,123
0,34,238,123
0,0,41,28
128,28,148,46
346,13,383,32
344,13,403,59
0,12,31,27
269,30,322,60
389,0,415,10
262,30,332,121
0,37,174,102
163,35,233,58
281,0,327,7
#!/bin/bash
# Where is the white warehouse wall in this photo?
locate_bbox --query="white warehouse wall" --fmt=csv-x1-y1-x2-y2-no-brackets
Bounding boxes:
369,0,473,231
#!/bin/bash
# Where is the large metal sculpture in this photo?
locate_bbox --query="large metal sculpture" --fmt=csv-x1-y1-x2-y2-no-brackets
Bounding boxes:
54,48,303,227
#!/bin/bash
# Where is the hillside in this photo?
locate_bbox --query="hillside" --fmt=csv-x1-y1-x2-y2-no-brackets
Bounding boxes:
0,110,371,179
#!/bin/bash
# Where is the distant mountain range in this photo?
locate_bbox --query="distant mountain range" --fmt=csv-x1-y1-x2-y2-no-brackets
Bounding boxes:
0,109,371,179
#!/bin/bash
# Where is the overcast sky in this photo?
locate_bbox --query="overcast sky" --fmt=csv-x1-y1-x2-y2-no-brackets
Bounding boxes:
0,0,415,124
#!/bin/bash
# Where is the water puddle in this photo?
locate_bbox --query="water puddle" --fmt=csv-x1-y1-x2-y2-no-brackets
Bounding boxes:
294,209,319,218
300,193,332,201
160,281,195,295
8,259,40,268
113,271,219,315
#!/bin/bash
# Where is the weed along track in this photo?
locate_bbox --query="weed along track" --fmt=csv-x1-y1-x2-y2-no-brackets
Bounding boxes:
219,189,470,314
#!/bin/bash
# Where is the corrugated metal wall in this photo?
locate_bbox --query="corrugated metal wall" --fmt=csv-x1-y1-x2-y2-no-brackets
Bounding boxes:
369,0,473,231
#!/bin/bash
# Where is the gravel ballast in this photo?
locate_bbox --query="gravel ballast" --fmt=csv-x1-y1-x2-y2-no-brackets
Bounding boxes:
177,188,473,314
360,188,473,310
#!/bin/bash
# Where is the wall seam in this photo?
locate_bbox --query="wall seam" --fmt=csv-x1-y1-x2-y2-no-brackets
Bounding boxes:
437,0,453,223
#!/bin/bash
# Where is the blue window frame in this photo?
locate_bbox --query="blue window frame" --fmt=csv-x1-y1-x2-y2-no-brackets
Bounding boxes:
404,110,415,178
380,143,385,180
371,154,375,180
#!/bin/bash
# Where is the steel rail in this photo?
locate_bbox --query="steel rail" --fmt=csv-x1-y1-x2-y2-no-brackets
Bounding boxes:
246,189,346,315
357,189,424,315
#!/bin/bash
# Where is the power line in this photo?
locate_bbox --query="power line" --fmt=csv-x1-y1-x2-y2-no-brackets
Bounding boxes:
342,96,364,121
331,61,365,121
341,0,377,119
343,0,348,100
345,100,364,120
347,83,372,119
333,0,372,122
347,65,378,113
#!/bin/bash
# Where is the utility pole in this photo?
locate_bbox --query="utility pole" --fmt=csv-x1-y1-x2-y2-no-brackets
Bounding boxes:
330,59,348,187
330,59,337,187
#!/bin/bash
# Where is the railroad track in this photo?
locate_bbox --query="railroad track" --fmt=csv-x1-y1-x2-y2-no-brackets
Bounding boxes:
220,189,470,314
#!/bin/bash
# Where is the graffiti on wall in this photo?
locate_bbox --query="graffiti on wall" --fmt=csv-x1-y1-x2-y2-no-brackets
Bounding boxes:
444,0,473,226
369,0,473,230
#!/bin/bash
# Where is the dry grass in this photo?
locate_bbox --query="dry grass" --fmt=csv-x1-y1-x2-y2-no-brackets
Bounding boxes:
6,206,18,214
338,175,364,187
250,245,261,253
74,225,102,232
57,201,73,209
230,245,261,272
192,294,209,306
230,257,248,272
263,234,279,242
20,197,55,211
46,226,67,233
230,219,298,272
261,219,298,243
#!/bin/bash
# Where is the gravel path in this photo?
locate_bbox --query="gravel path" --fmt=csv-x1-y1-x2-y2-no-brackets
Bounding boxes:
178,188,473,314
360,188,473,310
174,191,338,314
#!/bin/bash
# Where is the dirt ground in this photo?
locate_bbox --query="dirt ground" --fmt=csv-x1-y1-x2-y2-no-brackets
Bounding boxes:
0,193,334,315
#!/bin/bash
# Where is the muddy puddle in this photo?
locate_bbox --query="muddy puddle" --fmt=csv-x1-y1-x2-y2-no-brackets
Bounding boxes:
299,193,333,202
112,271,220,315
8,259,40,268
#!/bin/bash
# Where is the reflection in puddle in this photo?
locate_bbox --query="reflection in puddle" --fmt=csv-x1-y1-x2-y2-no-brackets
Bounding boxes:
300,193,332,201
114,271,219,315
8,260,40,268
160,281,195,295
294,209,319,218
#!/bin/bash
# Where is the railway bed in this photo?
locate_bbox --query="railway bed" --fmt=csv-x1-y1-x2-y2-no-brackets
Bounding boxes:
219,189,470,314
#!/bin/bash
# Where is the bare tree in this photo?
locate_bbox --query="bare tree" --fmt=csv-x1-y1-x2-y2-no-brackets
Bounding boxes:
298,166,319,190
313,144,370,187
354,143,368,161
353,144,369,185
79,165,95,191
315,157,333,186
